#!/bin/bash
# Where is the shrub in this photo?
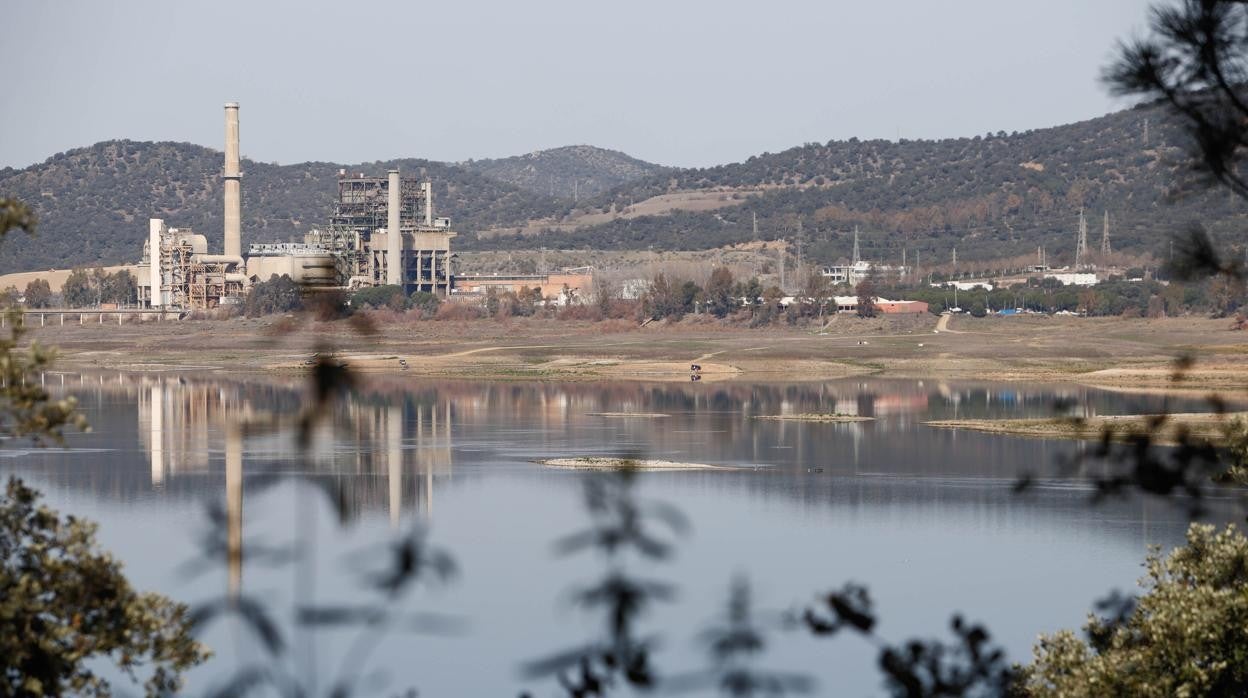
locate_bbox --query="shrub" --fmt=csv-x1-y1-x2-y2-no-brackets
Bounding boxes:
409,291,441,318
244,275,303,317
351,284,405,310
1022,523,1248,697
434,301,484,321
557,305,603,322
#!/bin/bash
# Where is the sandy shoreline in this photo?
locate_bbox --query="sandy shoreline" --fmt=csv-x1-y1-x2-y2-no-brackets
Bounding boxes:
21,314,1248,391
754,414,874,423
923,412,1247,445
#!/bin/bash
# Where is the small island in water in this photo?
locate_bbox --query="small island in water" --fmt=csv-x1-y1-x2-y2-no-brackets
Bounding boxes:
537,457,739,471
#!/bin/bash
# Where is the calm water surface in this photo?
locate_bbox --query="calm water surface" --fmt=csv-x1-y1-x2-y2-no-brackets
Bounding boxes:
2,372,1236,696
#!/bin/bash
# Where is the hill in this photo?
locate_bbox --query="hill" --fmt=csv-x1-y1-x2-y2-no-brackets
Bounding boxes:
5,102,1248,274
0,142,566,274
460,102,1248,267
460,145,666,200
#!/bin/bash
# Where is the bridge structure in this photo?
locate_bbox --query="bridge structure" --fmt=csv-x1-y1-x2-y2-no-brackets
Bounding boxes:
4,308,187,327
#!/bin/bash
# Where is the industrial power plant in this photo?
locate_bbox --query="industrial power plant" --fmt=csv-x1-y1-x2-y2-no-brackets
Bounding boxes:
138,103,586,310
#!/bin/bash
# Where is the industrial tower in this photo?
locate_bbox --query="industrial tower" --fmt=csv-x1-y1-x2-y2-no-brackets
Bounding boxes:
1101,211,1111,257
1074,209,1089,270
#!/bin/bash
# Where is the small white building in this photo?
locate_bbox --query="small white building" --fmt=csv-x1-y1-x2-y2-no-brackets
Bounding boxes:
821,261,909,286
933,280,995,292
1044,272,1099,287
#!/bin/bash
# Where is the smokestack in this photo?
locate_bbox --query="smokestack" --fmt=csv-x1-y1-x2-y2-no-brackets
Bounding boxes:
148,219,163,307
423,181,433,227
223,102,242,258
387,169,402,286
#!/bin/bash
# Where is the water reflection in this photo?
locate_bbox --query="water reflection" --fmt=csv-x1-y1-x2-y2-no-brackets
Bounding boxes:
27,371,1236,498
5,371,1241,695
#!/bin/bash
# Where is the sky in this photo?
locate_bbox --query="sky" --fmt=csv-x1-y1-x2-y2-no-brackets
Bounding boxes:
1,0,1154,170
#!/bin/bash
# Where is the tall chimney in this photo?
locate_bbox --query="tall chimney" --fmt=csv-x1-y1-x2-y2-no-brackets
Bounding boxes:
149,218,164,307
387,169,402,286
423,181,433,227
223,102,242,258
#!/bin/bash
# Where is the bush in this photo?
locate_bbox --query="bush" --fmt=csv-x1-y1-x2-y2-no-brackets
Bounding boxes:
409,291,441,318
557,305,604,322
434,301,484,321
244,275,303,317
351,284,405,310
1022,523,1248,697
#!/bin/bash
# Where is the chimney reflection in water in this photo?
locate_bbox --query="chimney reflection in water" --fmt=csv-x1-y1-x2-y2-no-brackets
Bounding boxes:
388,405,402,528
149,383,164,486
225,421,243,600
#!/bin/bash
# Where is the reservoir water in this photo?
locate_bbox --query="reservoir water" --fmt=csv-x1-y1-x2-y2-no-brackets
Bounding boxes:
1,372,1236,696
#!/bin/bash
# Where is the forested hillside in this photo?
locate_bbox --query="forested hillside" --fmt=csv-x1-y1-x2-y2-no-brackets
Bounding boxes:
461,102,1248,266
0,142,564,274
460,145,665,200
4,101,1247,274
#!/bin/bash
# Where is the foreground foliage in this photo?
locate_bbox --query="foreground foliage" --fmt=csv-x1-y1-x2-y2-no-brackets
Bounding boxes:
0,309,87,443
0,478,210,695
1022,523,1248,697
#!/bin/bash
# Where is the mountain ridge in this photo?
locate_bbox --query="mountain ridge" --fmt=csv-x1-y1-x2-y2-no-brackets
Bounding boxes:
460,145,667,201
3,102,1246,274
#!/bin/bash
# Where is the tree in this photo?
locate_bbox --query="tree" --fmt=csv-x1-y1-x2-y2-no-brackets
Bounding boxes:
644,274,685,320
855,279,877,318
0,286,18,307
90,268,108,306
705,267,736,318
1146,294,1166,318
680,280,702,315
61,269,92,308
244,274,303,317
1106,0,1248,198
0,479,209,696
351,284,405,310
0,200,197,695
1208,274,1243,317
593,276,619,317
1022,523,1248,697
23,279,52,308
408,291,441,318
476,287,499,318
802,270,833,319
100,271,136,306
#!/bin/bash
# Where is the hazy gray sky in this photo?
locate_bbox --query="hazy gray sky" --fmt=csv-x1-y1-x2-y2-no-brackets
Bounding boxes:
2,0,1152,170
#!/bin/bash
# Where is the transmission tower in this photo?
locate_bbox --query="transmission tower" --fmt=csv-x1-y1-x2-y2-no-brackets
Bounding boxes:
752,212,759,240
1074,209,1089,270
852,226,861,265
1100,210,1111,257
778,240,786,290
796,217,804,272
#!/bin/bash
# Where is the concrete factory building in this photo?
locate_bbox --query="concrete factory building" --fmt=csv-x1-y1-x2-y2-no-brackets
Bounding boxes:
139,102,462,309
453,268,595,305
